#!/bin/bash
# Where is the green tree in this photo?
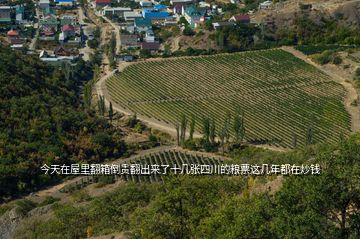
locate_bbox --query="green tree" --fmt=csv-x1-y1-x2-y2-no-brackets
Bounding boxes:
108,101,113,122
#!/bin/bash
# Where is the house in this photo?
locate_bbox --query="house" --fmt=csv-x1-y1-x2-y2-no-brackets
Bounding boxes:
212,21,234,30
54,46,79,56
141,42,160,52
120,34,138,49
139,1,152,7
102,6,132,17
183,5,206,28
39,17,59,32
259,0,272,10
229,15,250,24
39,0,50,9
39,50,77,64
142,5,171,21
7,29,25,45
117,54,134,62
55,0,76,6
134,17,152,32
170,0,193,5
0,6,11,24
61,24,75,39
95,0,111,8
60,16,77,26
43,7,55,17
123,11,142,21
172,3,186,15
144,29,155,42
15,5,25,24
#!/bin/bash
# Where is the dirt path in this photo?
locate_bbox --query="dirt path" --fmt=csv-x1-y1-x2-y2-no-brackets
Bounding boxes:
282,46,360,132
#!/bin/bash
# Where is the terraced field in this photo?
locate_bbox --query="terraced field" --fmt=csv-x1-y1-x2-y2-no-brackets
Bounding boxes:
106,49,350,148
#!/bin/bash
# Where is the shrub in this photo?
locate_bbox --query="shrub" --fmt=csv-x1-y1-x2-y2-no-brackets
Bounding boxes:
38,196,60,207
15,199,37,216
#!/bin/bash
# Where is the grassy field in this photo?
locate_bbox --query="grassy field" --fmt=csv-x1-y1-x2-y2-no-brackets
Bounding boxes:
106,49,350,148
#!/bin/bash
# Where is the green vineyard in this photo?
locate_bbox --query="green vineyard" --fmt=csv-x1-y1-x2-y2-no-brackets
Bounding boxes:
106,49,350,148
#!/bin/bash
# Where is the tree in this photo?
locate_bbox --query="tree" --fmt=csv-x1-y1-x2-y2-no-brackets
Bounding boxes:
189,114,195,140
183,26,195,36
233,107,245,143
218,126,226,154
209,117,216,144
108,101,113,122
175,122,180,146
202,116,210,143
180,114,187,145
98,95,106,116
306,126,313,145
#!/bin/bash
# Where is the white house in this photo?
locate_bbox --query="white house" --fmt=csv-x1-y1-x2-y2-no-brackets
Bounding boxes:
259,0,272,10
102,6,132,17
139,1,152,7
144,29,155,43
123,11,142,21
39,0,50,9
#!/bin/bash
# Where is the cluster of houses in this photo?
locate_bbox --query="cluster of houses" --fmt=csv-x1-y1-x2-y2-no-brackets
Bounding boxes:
38,0,81,44
93,0,231,53
37,0,84,64
0,3,33,49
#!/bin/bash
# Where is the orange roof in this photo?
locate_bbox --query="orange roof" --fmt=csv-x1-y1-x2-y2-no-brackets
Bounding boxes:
7,30,19,37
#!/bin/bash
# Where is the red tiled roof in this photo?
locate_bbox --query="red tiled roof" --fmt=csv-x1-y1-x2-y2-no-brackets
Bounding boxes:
61,24,75,32
232,15,250,21
95,0,111,3
7,30,19,37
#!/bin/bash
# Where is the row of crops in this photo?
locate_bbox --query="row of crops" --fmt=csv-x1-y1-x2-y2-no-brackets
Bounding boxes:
106,49,350,148
60,150,224,192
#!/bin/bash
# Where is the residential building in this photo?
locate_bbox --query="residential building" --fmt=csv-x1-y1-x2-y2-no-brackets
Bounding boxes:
120,34,138,49
102,6,132,17
95,0,111,8
134,17,152,32
229,15,250,24
54,46,79,56
0,6,11,24
123,11,142,21
170,0,193,5
142,5,171,21
139,1,152,7
183,5,206,28
7,29,25,45
212,21,234,30
55,0,76,6
15,5,25,24
117,54,134,62
43,7,55,17
259,0,272,10
39,0,50,9
144,29,155,42
141,42,160,52
39,50,77,64
39,17,59,32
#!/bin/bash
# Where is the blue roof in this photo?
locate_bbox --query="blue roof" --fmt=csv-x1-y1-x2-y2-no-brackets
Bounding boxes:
55,0,75,2
142,9,170,19
135,17,152,27
153,4,167,11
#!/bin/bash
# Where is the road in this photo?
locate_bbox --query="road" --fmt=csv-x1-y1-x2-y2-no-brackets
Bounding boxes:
29,6,40,51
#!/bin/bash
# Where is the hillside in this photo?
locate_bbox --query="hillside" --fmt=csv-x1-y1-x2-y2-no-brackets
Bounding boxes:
9,135,360,239
106,49,350,148
0,46,126,201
